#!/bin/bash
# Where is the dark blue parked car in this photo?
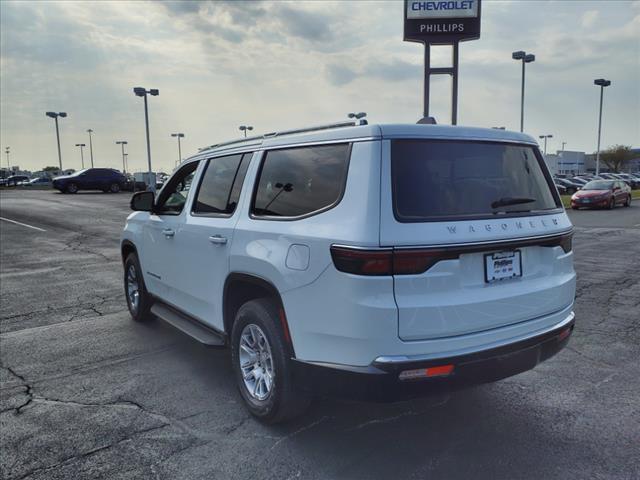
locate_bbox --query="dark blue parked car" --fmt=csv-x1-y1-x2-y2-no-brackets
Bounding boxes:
53,168,126,194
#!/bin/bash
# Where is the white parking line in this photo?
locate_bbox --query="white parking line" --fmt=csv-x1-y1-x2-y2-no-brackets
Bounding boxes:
0,217,47,232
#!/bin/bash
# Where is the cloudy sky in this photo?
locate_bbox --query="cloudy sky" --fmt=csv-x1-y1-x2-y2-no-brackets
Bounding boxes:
1,0,638,173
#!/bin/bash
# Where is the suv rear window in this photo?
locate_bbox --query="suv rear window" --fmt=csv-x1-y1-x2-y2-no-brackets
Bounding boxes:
252,144,350,218
391,140,560,222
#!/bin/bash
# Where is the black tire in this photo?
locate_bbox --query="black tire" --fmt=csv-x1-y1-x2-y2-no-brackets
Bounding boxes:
571,206,579,210
231,298,310,424
66,183,78,194
624,195,631,207
608,197,615,209
109,183,121,193
124,253,153,322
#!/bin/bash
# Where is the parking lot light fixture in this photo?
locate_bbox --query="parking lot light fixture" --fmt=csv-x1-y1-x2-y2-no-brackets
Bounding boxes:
539,134,553,155
133,87,159,192
594,79,612,176
347,112,368,125
116,141,128,174
75,143,86,169
512,51,535,132
239,126,253,138
171,133,185,165
45,112,67,172
86,129,95,168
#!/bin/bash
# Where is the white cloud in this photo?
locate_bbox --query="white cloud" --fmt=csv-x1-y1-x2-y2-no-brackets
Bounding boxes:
0,0,638,173
581,10,599,28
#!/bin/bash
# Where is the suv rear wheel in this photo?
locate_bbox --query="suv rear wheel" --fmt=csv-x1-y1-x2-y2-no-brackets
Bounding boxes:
109,183,121,193
124,252,152,321
231,298,309,424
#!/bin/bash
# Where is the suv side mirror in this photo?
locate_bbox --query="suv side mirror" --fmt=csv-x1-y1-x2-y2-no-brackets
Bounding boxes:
131,191,154,212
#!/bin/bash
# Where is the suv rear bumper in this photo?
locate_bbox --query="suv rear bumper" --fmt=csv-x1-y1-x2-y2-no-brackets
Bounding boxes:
291,313,575,402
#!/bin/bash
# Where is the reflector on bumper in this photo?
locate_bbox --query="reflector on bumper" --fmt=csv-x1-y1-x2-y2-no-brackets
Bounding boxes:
399,364,454,381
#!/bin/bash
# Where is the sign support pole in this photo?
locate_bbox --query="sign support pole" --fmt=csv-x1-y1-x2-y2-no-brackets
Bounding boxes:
423,43,431,119
451,41,459,125
423,41,460,125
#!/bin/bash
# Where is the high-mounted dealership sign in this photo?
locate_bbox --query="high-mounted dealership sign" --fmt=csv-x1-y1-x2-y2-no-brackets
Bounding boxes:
403,0,482,124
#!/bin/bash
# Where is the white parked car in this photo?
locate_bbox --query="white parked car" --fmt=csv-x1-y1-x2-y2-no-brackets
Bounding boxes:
121,122,576,423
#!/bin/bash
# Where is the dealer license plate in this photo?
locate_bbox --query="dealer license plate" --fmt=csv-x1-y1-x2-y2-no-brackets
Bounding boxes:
485,251,522,283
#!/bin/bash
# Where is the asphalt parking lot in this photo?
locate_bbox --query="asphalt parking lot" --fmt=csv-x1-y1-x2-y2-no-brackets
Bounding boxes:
1,189,639,480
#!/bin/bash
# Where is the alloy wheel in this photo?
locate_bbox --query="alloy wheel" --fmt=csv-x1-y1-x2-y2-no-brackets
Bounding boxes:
126,264,140,314
239,324,274,401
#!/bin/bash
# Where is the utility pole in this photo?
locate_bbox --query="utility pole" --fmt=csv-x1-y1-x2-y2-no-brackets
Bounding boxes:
87,129,95,167
171,133,185,166
46,112,67,173
116,141,128,174
75,143,86,169
133,87,159,192
539,134,553,155
594,79,611,176
512,51,535,132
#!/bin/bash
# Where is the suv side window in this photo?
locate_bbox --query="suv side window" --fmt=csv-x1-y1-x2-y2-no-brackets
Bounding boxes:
155,161,199,215
192,153,251,216
252,144,350,218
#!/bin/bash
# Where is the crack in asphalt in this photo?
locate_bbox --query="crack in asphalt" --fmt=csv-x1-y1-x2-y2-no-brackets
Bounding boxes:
10,422,172,480
1,366,34,415
270,416,332,450
62,232,113,262
0,292,122,327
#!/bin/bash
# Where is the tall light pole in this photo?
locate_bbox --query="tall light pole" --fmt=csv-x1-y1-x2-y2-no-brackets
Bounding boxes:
86,129,95,168
116,141,128,174
123,153,129,173
512,51,535,132
46,111,67,173
133,87,159,192
4,147,9,171
171,133,184,166
594,79,611,176
561,141,567,152
75,143,86,169
239,125,253,138
539,135,553,155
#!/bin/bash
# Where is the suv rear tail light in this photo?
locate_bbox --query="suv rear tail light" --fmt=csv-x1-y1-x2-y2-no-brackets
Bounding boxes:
329,247,393,276
331,231,573,276
558,232,573,253
330,246,454,276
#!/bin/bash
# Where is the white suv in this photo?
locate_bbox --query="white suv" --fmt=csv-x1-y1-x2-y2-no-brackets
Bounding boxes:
121,122,576,423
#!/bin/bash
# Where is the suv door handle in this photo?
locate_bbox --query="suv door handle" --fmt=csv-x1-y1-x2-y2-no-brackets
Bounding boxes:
162,228,175,238
208,235,227,245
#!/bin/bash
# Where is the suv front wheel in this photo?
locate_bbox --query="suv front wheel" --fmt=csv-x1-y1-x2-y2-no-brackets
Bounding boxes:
231,299,309,424
124,252,152,321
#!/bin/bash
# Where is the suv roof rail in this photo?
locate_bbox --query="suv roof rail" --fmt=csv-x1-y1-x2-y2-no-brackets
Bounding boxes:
198,134,263,153
262,120,357,139
198,120,358,153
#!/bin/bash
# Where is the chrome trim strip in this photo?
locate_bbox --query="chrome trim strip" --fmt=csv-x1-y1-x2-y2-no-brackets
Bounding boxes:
373,311,575,365
332,229,573,252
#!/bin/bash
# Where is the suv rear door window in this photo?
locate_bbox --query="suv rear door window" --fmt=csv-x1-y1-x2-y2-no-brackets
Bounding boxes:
391,140,560,222
192,153,250,215
252,144,350,218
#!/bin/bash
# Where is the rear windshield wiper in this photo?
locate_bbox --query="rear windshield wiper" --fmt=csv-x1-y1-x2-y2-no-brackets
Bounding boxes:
491,197,536,209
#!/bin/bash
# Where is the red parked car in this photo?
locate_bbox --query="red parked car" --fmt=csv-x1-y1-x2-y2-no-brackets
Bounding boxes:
571,180,631,210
